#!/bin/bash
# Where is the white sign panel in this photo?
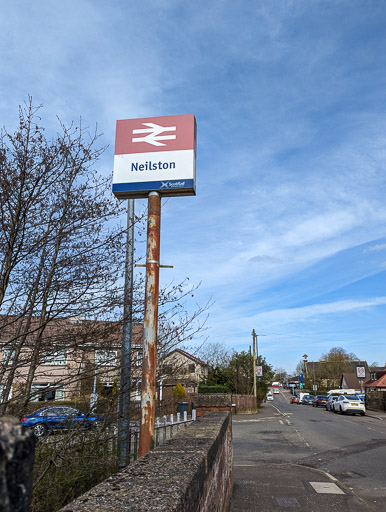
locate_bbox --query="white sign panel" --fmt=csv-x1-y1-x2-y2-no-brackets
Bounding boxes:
356,365,366,379
256,366,263,377
113,114,196,198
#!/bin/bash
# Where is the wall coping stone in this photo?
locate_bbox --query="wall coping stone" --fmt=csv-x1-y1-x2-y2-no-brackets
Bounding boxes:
60,411,231,512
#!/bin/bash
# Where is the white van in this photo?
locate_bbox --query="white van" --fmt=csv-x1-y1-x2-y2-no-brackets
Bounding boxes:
327,389,356,396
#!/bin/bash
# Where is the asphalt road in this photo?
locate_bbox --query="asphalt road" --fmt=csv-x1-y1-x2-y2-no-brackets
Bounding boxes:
231,389,386,511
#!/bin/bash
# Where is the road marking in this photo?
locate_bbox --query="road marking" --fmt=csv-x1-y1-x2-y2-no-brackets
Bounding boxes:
269,403,285,416
279,420,283,425
310,482,345,494
232,417,277,423
276,497,300,507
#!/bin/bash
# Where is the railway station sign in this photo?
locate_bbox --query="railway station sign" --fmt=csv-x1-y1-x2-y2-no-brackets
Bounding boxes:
113,114,196,198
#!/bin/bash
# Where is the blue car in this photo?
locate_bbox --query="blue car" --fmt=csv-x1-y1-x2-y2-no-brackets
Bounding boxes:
21,406,104,437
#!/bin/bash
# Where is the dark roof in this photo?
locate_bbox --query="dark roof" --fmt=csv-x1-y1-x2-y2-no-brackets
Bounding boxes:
0,314,143,349
340,373,364,389
166,348,208,367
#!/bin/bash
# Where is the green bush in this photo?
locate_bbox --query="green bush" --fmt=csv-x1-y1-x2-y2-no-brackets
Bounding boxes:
31,426,118,512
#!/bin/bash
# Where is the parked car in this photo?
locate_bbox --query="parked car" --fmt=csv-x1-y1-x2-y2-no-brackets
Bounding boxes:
325,395,338,411
312,395,328,407
290,396,298,404
273,388,280,394
333,395,366,416
266,393,274,401
302,395,314,405
21,406,104,437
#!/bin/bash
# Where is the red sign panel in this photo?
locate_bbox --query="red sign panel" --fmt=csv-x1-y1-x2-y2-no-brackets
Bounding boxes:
115,114,196,156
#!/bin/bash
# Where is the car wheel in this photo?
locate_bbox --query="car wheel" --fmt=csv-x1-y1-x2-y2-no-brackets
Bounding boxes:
340,406,345,415
32,423,48,437
333,407,337,413
361,412,365,416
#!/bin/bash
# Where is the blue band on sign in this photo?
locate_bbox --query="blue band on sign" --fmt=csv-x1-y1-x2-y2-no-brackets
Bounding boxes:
112,179,195,192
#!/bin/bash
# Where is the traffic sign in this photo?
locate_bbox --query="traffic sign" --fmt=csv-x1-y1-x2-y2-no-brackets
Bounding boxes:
113,114,196,198
256,366,263,377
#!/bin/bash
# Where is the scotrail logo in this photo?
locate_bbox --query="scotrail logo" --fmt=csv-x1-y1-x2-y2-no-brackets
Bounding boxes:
161,181,186,189
132,123,176,147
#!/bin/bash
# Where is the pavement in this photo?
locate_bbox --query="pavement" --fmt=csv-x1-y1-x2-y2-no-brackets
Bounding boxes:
230,402,385,511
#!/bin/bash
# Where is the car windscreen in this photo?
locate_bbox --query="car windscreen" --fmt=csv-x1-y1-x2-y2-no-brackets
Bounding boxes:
345,395,359,400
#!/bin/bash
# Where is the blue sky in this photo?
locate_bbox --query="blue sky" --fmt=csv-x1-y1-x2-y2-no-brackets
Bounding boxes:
1,1,386,373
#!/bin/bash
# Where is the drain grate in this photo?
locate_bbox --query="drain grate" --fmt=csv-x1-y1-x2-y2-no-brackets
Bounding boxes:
275,497,300,508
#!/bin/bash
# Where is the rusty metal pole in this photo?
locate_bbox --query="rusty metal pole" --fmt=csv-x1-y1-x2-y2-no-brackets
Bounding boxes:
139,191,161,457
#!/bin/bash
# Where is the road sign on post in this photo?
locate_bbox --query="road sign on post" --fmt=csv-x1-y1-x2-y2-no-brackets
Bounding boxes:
113,114,196,199
113,114,197,459
256,366,263,377
356,365,366,379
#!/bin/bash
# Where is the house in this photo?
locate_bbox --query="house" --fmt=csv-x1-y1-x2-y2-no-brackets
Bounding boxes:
0,313,208,409
340,373,366,392
364,370,386,392
0,315,143,406
160,348,209,396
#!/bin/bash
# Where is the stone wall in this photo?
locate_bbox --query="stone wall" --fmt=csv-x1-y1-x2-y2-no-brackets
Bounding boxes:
0,417,35,512
60,411,232,512
366,391,386,412
192,394,232,418
192,393,258,416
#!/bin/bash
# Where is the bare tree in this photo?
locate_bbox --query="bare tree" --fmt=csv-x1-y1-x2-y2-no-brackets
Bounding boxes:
0,99,130,410
0,99,210,415
196,341,230,368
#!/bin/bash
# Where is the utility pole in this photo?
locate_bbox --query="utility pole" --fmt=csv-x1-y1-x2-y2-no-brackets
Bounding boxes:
252,330,266,397
117,198,134,467
252,330,256,397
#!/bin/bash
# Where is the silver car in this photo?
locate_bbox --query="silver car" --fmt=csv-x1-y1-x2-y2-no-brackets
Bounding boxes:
325,395,338,411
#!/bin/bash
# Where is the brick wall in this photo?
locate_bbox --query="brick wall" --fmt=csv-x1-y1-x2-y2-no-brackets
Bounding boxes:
60,411,232,512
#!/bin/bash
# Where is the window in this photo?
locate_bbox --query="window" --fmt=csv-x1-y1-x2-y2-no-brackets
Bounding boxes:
101,381,114,397
30,383,64,402
42,350,67,366
189,364,195,373
2,348,16,365
95,350,117,366
135,351,143,367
